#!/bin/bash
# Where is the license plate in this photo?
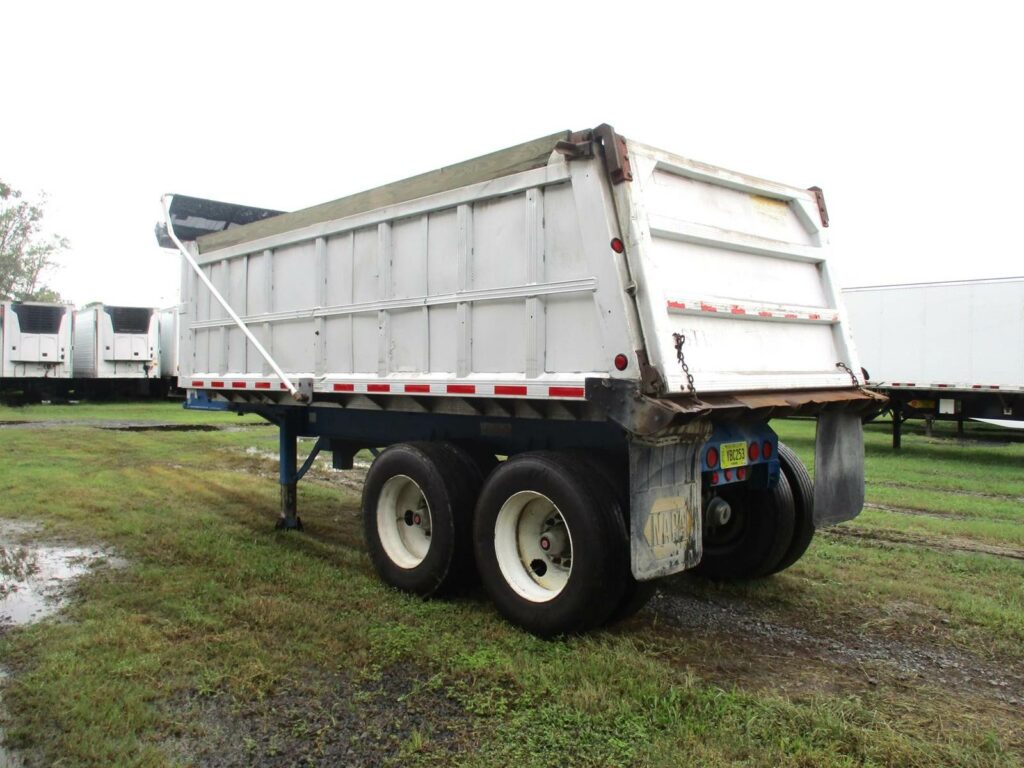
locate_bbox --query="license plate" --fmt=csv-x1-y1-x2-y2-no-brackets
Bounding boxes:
720,441,747,469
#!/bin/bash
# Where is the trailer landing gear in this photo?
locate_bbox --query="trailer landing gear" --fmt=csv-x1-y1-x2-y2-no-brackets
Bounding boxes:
274,414,330,532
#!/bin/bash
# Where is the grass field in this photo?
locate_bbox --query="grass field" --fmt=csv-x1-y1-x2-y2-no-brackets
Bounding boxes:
0,402,1021,767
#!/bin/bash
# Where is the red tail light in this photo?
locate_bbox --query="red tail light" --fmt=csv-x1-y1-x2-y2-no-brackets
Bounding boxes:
724,468,734,481
705,447,719,468
614,353,628,371
748,441,760,461
762,441,773,458
710,471,719,485
610,238,625,253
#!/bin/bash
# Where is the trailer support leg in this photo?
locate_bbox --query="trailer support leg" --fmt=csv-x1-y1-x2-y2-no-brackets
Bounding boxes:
276,414,303,531
892,402,903,450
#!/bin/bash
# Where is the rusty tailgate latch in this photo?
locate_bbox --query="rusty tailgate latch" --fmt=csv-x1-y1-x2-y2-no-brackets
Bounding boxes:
555,124,633,184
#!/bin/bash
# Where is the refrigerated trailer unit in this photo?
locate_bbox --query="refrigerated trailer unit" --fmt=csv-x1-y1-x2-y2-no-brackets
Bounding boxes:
843,278,1024,447
72,304,163,396
161,124,882,636
0,301,74,398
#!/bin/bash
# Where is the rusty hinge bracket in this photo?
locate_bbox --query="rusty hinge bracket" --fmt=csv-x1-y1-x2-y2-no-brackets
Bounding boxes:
808,186,830,228
554,130,596,159
635,348,665,395
593,123,633,184
555,124,633,185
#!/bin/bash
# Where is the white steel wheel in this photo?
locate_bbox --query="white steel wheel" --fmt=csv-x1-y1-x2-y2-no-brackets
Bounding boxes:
362,442,482,597
473,452,630,637
376,474,433,569
494,491,573,603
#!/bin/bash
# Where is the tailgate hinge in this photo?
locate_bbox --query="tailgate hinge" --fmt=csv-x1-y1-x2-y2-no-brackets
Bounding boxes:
808,186,830,228
555,123,633,184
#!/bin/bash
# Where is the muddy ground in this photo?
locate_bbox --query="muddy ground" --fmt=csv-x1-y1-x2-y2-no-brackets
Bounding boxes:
1,419,1022,766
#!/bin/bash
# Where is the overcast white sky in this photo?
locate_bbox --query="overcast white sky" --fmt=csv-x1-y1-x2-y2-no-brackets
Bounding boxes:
2,1,1021,308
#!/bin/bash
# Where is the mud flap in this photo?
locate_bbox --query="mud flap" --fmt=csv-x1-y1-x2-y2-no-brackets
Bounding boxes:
628,437,706,581
813,412,865,526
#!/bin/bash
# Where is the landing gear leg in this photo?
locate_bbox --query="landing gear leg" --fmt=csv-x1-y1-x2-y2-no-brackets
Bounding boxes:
892,401,903,450
276,413,303,531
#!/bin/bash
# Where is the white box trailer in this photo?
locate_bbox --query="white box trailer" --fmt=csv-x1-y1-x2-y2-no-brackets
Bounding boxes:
161,125,881,636
843,277,1024,446
72,304,161,380
0,301,74,394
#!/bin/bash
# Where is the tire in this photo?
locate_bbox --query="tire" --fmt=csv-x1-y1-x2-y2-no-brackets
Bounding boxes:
451,443,499,483
362,442,480,597
768,442,815,574
473,452,628,637
694,472,796,580
566,449,656,625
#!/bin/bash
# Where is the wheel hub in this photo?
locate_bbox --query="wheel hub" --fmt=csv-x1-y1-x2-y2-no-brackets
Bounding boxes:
706,496,732,528
493,491,574,602
377,475,433,569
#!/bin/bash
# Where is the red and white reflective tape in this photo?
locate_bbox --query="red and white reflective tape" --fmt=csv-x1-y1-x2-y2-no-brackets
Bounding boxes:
889,382,1002,391
188,379,587,399
667,299,838,324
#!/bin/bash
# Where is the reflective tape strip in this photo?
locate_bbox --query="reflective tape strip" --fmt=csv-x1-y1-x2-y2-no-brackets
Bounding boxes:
189,379,591,399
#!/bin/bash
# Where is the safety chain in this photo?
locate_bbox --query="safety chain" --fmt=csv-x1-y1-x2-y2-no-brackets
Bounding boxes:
836,361,859,386
672,332,698,398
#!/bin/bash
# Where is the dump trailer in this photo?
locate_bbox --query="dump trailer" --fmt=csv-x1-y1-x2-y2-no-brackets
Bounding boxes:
0,300,74,399
72,303,163,396
844,278,1024,447
161,125,882,636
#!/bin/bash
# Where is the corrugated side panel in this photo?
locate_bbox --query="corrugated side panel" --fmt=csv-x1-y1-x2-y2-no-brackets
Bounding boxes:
72,309,98,378
623,142,861,395
182,157,637,397
158,309,177,378
843,280,1024,391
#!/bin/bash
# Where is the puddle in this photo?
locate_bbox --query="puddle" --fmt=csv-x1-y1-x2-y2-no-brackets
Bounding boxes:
100,424,222,432
0,520,123,766
0,543,110,629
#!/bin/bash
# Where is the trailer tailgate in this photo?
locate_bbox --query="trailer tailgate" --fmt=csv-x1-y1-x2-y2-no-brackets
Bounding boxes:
621,142,862,395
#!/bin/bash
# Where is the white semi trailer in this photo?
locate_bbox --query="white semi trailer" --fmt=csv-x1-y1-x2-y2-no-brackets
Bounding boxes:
161,125,882,636
72,304,163,396
0,301,74,398
844,277,1024,447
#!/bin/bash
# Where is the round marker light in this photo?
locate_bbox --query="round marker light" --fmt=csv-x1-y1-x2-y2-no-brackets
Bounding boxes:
748,441,760,461
762,440,773,458
710,471,719,485
610,237,625,253
705,447,719,468
737,467,747,480
724,468,734,481
614,353,629,371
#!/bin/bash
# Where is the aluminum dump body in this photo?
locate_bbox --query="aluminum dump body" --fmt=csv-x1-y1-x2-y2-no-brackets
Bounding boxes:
72,304,161,379
176,127,866,410
844,278,1024,393
0,301,74,379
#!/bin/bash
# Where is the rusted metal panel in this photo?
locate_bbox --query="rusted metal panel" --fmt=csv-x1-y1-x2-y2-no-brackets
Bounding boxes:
629,436,709,580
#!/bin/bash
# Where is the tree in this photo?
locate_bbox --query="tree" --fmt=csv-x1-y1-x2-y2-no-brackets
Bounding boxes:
0,179,68,302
